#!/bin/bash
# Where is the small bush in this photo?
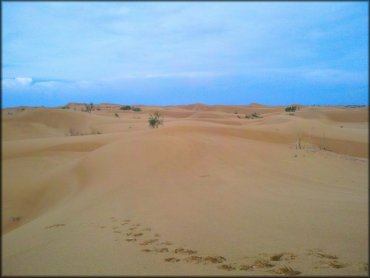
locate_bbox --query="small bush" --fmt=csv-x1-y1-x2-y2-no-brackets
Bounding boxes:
285,105,297,112
114,113,119,118
62,106,69,109
148,112,163,128
120,105,131,110
132,107,141,112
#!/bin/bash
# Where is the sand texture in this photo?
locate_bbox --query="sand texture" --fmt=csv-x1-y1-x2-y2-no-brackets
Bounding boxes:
2,104,368,276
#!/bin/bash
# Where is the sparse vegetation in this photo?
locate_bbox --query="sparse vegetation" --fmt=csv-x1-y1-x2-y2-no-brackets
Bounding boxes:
68,128,101,136
61,106,69,109
148,112,163,128
285,105,298,112
114,113,119,118
245,112,262,119
120,105,131,110
132,106,141,112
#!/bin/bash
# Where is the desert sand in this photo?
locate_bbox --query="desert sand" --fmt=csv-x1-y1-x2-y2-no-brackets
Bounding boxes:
2,103,368,276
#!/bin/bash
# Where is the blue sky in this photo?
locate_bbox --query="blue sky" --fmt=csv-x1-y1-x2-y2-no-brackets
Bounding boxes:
2,2,368,107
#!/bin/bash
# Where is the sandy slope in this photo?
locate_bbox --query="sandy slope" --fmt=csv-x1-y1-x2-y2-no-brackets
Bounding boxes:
2,104,368,276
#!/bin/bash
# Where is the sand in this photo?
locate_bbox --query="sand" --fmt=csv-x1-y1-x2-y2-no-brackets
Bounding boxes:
2,104,368,275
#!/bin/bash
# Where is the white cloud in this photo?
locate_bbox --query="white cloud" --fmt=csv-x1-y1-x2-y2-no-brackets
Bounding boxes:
33,80,60,89
3,77,33,88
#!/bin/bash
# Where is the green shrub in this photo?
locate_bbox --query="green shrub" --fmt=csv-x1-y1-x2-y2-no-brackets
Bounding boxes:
114,113,119,118
120,105,131,110
132,107,141,112
285,105,297,112
148,112,163,128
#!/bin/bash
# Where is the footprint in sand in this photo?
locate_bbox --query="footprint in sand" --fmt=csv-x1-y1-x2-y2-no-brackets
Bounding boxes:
144,247,170,253
45,224,66,229
184,256,204,264
218,264,236,271
154,233,160,237
249,259,275,269
269,252,297,262
140,239,159,246
311,252,338,260
165,257,181,263
203,256,227,264
126,238,137,242
174,248,198,255
314,260,346,269
159,241,173,246
239,264,252,271
270,265,301,275
306,249,338,259
155,247,169,253
133,232,144,237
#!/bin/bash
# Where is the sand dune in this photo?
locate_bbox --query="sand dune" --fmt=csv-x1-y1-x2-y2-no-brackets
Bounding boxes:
2,104,368,275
